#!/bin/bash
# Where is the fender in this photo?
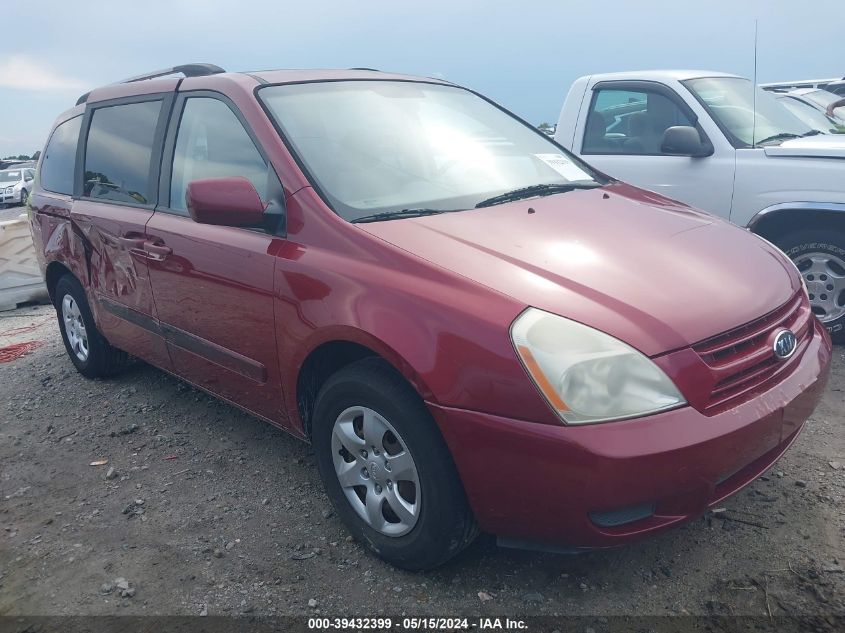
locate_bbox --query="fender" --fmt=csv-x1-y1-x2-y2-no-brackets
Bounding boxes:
747,201,845,232
284,324,437,434
37,211,92,293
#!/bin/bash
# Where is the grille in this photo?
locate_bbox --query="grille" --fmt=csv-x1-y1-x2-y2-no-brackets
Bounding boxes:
693,292,813,413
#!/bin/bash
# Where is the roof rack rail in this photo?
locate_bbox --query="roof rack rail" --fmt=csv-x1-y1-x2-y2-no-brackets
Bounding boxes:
76,63,226,105
349,67,380,72
119,63,226,84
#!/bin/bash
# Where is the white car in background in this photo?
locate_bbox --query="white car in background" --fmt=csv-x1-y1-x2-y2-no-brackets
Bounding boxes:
554,70,845,337
0,168,35,208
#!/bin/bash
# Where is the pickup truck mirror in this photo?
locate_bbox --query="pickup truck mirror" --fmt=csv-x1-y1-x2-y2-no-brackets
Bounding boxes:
660,126,712,157
186,177,267,227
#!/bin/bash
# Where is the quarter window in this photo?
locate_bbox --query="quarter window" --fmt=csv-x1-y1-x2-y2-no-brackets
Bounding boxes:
40,115,82,195
169,98,270,212
84,100,162,205
583,88,694,155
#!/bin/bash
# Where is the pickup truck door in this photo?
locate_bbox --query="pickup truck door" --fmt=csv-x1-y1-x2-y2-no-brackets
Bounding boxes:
570,80,735,219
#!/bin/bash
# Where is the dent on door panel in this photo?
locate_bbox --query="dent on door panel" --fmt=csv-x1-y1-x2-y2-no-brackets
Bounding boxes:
70,201,171,367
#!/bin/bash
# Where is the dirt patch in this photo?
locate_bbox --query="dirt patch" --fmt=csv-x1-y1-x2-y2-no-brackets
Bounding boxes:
0,305,843,617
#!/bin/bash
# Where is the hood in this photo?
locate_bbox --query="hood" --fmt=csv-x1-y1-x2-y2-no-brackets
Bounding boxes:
765,134,845,159
358,183,800,356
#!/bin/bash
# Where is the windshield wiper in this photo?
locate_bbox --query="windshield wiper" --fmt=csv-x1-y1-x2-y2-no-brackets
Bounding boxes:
474,182,599,208
754,132,801,146
351,208,454,224
801,130,824,137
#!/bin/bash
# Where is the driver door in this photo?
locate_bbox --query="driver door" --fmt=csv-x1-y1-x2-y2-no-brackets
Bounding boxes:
145,93,287,423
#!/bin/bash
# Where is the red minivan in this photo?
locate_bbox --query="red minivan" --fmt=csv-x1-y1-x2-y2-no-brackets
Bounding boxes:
31,64,832,569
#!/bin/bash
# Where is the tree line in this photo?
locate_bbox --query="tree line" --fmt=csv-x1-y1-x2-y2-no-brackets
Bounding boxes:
2,151,40,161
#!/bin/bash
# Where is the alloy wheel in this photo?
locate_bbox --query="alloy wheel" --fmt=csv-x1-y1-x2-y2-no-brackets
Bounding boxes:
331,406,420,537
61,294,89,362
795,252,845,324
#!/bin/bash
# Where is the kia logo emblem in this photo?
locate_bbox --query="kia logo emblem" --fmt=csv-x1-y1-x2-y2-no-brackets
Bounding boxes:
772,330,797,360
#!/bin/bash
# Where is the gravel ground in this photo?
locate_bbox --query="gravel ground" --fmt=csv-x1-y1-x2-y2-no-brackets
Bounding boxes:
0,304,843,619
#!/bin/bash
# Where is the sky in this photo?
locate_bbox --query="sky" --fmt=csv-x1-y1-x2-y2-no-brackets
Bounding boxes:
1,0,843,158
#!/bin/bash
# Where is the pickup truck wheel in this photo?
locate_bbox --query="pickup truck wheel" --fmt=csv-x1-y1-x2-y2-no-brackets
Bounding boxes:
55,275,130,378
312,357,478,570
776,229,845,340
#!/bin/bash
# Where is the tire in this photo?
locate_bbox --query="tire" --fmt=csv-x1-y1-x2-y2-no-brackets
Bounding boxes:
312,357,478,570
775,229,845,342
54,275,129,378
20,189,27,207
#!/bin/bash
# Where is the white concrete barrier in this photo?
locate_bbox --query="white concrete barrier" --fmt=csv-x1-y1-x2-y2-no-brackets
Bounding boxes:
0,213,48,311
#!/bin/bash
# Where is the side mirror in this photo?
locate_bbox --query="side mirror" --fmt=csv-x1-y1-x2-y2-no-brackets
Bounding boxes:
186,177,266,227
660,126,712,157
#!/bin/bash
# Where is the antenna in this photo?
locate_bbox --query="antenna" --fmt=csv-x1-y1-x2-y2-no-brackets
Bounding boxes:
752,19,758,147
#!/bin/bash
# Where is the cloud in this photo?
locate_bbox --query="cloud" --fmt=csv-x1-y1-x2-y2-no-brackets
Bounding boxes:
0,55,88,92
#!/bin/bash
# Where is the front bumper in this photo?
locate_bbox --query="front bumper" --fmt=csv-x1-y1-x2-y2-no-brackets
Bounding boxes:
428,323,831,549
1,190,20,204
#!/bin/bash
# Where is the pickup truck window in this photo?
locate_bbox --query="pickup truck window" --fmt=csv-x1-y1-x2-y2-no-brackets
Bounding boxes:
583,88,693,155
683,77,814,148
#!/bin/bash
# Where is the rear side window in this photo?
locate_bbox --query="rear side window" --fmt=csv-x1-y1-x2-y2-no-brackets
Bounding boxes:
84,100,162,205
40,115,82,195
169,97,270,212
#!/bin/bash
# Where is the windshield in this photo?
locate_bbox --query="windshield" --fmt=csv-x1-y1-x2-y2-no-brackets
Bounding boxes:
777,96,842,134
0,170,21,183
259,81,598,221
683,77,814,147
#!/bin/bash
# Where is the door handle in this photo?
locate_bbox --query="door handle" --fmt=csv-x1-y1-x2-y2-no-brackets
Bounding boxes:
118,236,147,249
142,241,172,261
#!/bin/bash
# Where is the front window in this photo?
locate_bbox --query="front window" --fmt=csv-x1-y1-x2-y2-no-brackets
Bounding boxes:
683,77,815,147
0,170,21,184
170,97,272,213
259,81,598,222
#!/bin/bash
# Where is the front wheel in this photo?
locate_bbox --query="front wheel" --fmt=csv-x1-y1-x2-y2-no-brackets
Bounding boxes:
20,189,27,207
312,358,477,570
776,229,845,340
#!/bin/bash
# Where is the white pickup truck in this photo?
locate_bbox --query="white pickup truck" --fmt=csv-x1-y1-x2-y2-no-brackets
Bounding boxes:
554,70,845,336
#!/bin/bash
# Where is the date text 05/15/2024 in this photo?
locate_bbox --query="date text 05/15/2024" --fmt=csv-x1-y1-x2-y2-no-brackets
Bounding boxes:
307,618,528,630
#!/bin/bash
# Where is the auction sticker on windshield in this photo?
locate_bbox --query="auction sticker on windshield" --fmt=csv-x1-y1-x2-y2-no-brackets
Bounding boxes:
533,153,590,181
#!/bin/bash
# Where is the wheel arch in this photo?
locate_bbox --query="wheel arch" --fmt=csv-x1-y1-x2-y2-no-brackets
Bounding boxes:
748,203,845,243
45,260,74,304
292,329,435,440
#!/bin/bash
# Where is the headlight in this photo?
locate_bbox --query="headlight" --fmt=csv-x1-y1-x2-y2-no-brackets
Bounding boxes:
4,187,12,194
511,308,686,424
